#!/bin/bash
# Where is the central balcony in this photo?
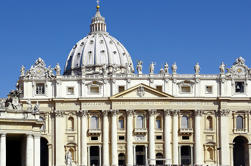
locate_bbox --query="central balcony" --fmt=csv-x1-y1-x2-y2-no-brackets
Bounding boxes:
179,128,193,135
88,129,101,136
134,128,147,135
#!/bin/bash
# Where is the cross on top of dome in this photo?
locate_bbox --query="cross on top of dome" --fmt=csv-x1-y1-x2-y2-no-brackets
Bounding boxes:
90,0,106,33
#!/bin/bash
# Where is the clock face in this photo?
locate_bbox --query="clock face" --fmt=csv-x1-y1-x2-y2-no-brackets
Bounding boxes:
234,66,246,76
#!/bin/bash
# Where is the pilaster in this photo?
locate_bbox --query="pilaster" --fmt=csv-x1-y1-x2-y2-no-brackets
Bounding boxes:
0,133,6,166
149,109,156,166
126,110,134,166
164,109,172,165
172,110,179,165
102,110,110,166
111,110,119,166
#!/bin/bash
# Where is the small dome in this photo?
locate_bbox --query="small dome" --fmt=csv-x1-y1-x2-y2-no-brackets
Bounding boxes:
64,8,134,75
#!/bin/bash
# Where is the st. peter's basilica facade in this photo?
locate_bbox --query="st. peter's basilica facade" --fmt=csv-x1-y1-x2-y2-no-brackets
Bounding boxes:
0,3,251,166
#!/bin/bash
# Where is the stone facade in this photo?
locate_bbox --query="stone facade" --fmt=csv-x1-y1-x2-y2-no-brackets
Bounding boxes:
0,4,251,166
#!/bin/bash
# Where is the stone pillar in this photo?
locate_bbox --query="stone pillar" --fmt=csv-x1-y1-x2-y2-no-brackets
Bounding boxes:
248,144,251,166
34,134,40,166
149,109,156,166
0,133,6,166
164,110,172,165
194,110,203,166
172,110,179,165
126,110,134,166
99,145,102,166
26,134,34,166
102,110,109,166
230,143,234,166
145,145,148,165
219,109,230,166
55,111,65,166
133,145,136,165
111,110,118,166
81,110,88,166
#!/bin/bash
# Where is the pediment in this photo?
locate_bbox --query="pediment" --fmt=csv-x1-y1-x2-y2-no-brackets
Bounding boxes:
110,83,173,99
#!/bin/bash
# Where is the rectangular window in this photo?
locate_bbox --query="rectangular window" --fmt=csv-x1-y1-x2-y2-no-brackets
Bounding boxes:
235,82,244,93
90,86,100,94
118,86,125,93
119,136,125,140
156,85,163,92
91,137,98,140
182,136,189,140
67,87,74,95
206,86,213,94
36,83,45,95
156,136,162,140
181,86,191,93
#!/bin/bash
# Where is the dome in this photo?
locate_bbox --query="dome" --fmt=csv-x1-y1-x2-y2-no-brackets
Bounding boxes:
64,7,134,75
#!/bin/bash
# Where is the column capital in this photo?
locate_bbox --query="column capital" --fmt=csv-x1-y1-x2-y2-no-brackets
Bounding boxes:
110,110,119,115
102,110,109,116
148,109,157,116
164,109,172,116
0,132,7,136
171,109,180,116
126,110,134,116
33,133,41,138
78,110,88,117
218,109,230,117
195,110,203,116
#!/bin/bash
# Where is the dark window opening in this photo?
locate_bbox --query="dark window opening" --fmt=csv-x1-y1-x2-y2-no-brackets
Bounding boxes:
182,136,189,140
235,82,244,93
91,137,98,140
119,136,125,140
156,136,162,140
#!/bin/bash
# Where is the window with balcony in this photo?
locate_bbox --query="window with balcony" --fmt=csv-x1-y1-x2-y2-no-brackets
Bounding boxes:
156,116,161,129
36,83,45,95
206,116,213,130
181,116,189,129
90,116,99,129
67,117,74,131
136,115,144,129
236,116,244,129
118,116,124,129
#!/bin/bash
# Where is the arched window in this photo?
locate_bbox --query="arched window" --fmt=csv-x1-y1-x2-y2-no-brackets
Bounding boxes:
236,116,244,129
207,147,214,160
156,153,164,165
90,116,99,129
136,115,144,129
156,116,161,129
206,116,213,130
68,117,74,131
181,116,189,129
118,116,124,129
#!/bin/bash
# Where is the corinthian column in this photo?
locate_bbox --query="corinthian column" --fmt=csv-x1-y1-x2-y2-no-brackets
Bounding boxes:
34,134,41,166
149,109,156,166
26,134,34,166
81,110,88,166
0,133,6,166
102,110,110,166
194,110,203,166
111,110,118,166
164,110,172,165
172,110,179,165
126,110,134,166
220,109,230,166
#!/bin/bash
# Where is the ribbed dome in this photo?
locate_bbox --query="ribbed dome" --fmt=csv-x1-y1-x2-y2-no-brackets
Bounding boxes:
64,8,134,75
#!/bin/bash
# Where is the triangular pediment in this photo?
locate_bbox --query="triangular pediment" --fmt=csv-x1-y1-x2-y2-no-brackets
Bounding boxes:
110,83,173,99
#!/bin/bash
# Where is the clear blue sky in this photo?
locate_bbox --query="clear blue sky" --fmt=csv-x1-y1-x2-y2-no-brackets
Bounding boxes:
0,0,251,97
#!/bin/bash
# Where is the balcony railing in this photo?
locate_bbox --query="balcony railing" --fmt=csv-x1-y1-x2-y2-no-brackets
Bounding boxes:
233,128,247,134
88,129,101,135
179,128,193,135
134,128,147,135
